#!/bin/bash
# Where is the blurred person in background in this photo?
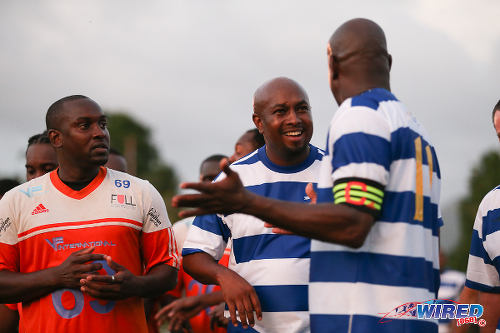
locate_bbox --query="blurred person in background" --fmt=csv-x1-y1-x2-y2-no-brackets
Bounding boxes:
25,131,58,181
105,147,128,173
156,154,228,333
229,129,264,163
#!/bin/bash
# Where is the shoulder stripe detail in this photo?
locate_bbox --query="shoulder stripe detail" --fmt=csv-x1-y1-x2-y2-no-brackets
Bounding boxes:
182,248,205,256
350,88,398,110
465,279,500,293
193,214,230,242
231,149,259,165
332,132,391,172
465,254,500,289
50,167,107,200
18,218,142,239
482,207,500,239
469,230,491,263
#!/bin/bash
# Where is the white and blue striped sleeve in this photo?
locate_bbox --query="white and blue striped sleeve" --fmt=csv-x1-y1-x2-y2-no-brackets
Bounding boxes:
465,188,500,293
182,213,230,261
328,104,391,215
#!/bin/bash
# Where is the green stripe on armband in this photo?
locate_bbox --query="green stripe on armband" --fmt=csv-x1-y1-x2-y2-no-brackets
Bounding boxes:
334,190,383,204
333,183,384,198
332,180,384,211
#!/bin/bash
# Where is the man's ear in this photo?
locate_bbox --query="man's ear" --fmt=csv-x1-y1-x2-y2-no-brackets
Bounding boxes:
327,44,339,81
387,53,393,71
252,113,264,134
48,129,62,148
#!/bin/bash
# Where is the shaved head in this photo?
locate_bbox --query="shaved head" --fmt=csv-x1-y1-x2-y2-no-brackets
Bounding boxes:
327,18,392,104
253,77,309,116
329,18,388,62
46,95,95,131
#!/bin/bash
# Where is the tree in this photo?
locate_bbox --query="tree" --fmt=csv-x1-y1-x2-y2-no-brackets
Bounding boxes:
106,112,181,222
449,150,500,271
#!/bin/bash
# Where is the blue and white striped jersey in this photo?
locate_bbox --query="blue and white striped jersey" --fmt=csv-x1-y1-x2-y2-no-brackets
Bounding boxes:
465,185,500,332
311,88,442,333
183,145,324,333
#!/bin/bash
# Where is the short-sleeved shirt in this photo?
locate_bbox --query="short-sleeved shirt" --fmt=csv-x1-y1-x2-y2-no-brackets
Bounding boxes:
0,167,179,333
465,185,500,332
311,88,442,332
183,145,324,333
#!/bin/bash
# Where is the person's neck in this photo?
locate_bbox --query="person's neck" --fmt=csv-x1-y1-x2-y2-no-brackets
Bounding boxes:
265,145,310,167
337,77,390,104
57,164,101,183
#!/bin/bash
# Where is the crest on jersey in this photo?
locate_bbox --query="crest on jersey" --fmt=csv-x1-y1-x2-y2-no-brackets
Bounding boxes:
110,194,137,209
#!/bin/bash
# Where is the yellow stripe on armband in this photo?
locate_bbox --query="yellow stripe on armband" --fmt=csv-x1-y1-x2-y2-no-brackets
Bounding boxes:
333,180,384,211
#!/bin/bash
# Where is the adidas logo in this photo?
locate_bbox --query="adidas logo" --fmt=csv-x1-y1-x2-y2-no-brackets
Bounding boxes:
31,204,49,215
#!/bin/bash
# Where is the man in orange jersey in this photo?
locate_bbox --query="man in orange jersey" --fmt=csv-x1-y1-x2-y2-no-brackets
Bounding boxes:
0,95,179,333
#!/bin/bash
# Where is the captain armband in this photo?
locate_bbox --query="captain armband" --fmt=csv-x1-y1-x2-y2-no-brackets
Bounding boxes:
333,178,385,218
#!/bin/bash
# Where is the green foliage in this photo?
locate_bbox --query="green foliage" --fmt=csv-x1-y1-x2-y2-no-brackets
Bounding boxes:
106,112,181,222
449,150,500,271
106,113,158,177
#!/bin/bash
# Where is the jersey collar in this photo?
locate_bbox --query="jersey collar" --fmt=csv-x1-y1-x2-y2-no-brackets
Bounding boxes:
50,167,107,200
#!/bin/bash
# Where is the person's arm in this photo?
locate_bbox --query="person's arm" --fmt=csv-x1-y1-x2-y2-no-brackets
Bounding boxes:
0,247,104,303
80,255,177,299
0,304,19,333
210,302,229,330
155,291,224,331
453,286,479,333
183,251,262,329
478,292,500,333
173,160,375,247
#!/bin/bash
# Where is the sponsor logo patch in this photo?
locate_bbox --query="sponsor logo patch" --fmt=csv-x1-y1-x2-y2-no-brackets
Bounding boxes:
111,194,136,209
0,217,12,235
45,236,117,251
19,185,43,198
31,203,49,215
147,208,162,227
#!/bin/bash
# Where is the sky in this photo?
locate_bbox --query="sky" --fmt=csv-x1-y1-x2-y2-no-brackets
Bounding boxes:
1,1,499,249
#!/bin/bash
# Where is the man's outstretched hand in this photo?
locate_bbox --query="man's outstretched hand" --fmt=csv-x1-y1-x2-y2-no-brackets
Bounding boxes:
172,158,251,217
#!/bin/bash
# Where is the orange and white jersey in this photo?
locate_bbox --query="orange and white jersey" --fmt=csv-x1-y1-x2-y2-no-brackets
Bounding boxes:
0,167,179,333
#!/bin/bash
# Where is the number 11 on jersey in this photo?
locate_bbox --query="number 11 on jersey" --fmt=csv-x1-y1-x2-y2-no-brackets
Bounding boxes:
414,136,433,222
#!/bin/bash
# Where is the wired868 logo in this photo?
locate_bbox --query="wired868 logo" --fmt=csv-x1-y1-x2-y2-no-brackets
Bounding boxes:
380,299,486,328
